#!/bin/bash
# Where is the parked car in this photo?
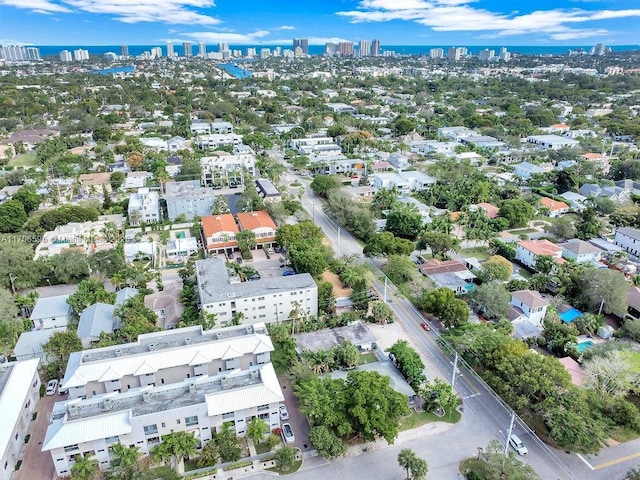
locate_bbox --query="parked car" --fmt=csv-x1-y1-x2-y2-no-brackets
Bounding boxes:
282,423,295,444
236,257,243,264
283,270,296,276
46,379,58,396
58,383,69,395
267,247,274,255
509,434,528,455
279,404,289,421
273,245,281,253
226,250,234,259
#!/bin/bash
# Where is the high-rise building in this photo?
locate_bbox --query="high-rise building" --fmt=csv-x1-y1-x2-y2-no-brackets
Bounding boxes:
59,50,73,62
338,42,354,57
324,43,338,57
166,41,174,57
183,41,193,57
272,46,282,57
591,43,607,56
292,38,309,55
120,45,129,57
478,48,495,61
358,40,371,57
498,47,511,62
260,48,271,59
150,47,163,59
199,41,207,58
429,48,444,59
0,45,41,61
372,39,380,57
218,42,229,53
246,47,257,57
73,49,89,61
447,46,465,60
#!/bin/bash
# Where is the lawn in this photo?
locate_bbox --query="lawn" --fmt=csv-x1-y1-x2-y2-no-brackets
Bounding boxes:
358,352,378,365
460,247,491,261
459,458,492,479
255,441,274,454
399,408,461,431
267,459,302,475
507,228,537,235
9,153,37,167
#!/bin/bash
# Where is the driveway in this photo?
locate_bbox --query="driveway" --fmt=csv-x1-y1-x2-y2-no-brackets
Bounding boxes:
249,248,288,279
14,393,60,480
278,376,313,452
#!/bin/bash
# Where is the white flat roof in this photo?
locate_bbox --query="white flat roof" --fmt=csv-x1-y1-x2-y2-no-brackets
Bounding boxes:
1,359,40,457
42,410,132,451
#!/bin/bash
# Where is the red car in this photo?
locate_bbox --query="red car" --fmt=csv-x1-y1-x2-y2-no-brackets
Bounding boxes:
421,322,431,331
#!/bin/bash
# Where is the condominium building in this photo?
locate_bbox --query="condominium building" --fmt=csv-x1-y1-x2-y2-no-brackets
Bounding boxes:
44,324,283,476
0,44,41,61
128,188,161,226
73,49,90,61
478,48,495,61
338,42,354,57
190,120,234,135
59,50,73,62
429,48,444,59
166,41,174,57
196,257,318,324
292,38,309,55
200,153,256,188
358,40,371,57
202,214,239,252
372,39,380,57
183,41,193,57
120,45,129,57
1,359,41,480
199,41,206,58
236,210,277,248
164,181,217,221
150,47,162,59
194,133,243,150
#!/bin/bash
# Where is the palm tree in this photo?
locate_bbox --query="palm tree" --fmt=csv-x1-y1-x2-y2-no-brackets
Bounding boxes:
71,454,98,480
196,440,219,468
109,443,143,480
247,417,268,445
398,449,417,480
151,431,198,474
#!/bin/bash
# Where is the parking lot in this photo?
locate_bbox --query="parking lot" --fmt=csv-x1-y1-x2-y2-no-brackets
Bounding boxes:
242,247,291,279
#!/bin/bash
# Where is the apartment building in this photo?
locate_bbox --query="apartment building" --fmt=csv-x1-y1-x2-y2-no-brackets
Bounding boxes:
236,211,277,248
201,214,239,252
200,153,256,188
615,227,640,257
526,135,580,150
164,181,217,221
196,257,318,324
190,121,234,135
288,136,335,155
194,134,243,150
44,324,283,477
1,359,40,480
128,188,160,226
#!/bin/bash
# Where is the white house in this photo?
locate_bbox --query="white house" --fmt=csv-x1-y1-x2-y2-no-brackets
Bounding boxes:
200,153,256,188
128,188,160,226
194,134,243,150
44,323,283,477
509,290,550,327
512,162,548,179
196,257,318,324
515,240,564,270
561,239,602,264
372,173,411,193
526,135,580,150
614,227,640,257
30,295,72,330
1,359,40,480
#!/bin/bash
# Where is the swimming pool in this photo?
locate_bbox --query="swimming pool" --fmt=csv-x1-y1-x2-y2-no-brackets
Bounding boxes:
577,340,594,353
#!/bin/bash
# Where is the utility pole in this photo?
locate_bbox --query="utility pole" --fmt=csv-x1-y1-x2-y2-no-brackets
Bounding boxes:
337,227,341,256
504,412,516,456
383,277,388,303
451,352,459,388
8,273,16,295
598,298,605,316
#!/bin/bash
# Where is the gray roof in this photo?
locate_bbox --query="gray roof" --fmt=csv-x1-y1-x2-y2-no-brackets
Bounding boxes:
13,328,65,360
617,227,640,242
196,257,316,305
115,287,139,306
255,178,280,197
293,323,376,353
77,303,116,342
560,239,602,255
30,295,71,321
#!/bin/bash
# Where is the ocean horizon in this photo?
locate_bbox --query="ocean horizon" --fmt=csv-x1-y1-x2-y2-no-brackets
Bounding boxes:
34,44,640,58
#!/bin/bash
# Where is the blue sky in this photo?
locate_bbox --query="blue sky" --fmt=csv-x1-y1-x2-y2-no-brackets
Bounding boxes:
0,0,639,46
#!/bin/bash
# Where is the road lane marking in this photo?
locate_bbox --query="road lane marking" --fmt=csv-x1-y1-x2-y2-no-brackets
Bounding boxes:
585,450,640,470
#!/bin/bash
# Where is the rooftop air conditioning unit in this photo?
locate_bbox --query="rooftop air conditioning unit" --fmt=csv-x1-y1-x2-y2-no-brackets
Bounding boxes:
142,392,152,403
115,349,123,357
184,337,191,345
250,370,259,379
216,332,223,339
148,344,156,351
68,404,79,416
245,325,253,334
102,398,113,410
188,383,197,394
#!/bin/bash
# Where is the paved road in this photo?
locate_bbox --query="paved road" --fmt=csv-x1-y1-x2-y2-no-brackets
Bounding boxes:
275,163,640,480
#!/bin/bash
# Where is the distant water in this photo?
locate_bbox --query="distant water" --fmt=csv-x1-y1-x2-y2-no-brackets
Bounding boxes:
33,44,640,59
216,63,253,78
92,65,135,75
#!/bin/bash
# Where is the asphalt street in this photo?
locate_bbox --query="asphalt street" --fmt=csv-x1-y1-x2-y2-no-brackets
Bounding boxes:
274,161,640,480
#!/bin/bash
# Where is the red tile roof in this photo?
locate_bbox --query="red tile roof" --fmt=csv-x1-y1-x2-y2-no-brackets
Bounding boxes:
517,239,563,257
419,258,468,275
476,202,499,219
236,210,277,231
201,214,239,250
540,197,569,211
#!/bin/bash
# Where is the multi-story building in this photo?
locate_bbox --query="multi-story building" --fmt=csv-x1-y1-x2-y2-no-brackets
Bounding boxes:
292,38,309,55
447,46,464,60
30,295,72,330
190,120,234,135
202,214,239,252
509,290,549,327
44,324,283,477
478,48,495,61
289,136,335,154
182,41,193,57
429,48,444,59
615,227,640,257
515,240,564,270
120,45,129,57
73,49,89,61
166,41,174,57
1,359,40,480
199,41,206,58
324,43,338,56
200,153,256,188
236,211,277,249
338,42,354,57
0,44,41,61
128,188,161,226
194,133,243,150
358,40,371,57
197,257,318,324
150,47,162,59
164,181,217,221
59,50,73,62
372,39,380,57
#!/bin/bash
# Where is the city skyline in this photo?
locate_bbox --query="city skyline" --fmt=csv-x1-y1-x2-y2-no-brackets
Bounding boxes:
1,0,640,46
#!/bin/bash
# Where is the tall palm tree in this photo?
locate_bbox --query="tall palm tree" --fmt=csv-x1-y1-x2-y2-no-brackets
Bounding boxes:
397,448,416,480
151,431,198,474
247,417,268,445
109,443,143,480
71,454,98,480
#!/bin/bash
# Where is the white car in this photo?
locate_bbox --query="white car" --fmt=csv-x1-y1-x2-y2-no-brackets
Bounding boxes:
279,404,290,421
282,423,295,444
46,379,58,396
509,434,528,455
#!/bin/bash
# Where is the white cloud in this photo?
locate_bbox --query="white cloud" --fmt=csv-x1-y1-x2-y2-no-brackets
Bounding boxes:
336,1,640,40
181,30,270,44
0,0,70,13
278,25,295,30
